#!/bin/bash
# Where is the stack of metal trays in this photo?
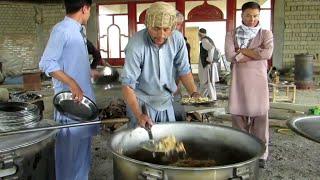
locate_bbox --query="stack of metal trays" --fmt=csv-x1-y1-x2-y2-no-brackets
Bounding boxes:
10,91,42,102
0,102,41,132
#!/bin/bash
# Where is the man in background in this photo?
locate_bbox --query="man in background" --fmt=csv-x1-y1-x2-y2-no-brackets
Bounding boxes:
198,28,219,101
175,11,184,32
87,39,104,69
86,38,105,80
184,36,191,65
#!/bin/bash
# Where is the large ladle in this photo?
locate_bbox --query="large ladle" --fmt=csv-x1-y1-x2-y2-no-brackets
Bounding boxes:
0,118,128,137
0,91,128,136
140,104,157,157
139,105,186,159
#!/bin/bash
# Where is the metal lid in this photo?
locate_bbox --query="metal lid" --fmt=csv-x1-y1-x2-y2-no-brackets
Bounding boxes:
0,120,57,153
53,91,98,121
0,102,41,131
287,116,320,143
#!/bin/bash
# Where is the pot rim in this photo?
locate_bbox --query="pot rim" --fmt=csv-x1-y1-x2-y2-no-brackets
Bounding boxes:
0,123,58,153
109,122,265,170
287,115,320,143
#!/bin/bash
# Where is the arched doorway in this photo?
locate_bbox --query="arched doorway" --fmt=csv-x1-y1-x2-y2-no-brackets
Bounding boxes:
184,0,227,74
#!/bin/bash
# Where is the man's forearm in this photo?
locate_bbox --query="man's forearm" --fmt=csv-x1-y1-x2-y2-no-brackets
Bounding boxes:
50,70,77,88
180,72,198,95
50,70,84,100
240,48,261,59
122,85,142,119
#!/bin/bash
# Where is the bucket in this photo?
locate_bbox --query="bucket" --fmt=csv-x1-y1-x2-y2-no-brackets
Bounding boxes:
23,71,41,91
294,53,314,89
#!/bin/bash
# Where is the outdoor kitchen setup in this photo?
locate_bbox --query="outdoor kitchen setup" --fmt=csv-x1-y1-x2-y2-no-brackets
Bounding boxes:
0,65,319,180
0,90,128,179
1,85,319,179
0,100,57,179
0,83,252,179
0,0,320,179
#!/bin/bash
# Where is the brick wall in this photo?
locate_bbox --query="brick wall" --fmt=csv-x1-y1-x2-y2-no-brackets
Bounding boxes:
283,0,320,68
37,4,65,63
0,2,64,75
0,2,36,74
41,4,65,41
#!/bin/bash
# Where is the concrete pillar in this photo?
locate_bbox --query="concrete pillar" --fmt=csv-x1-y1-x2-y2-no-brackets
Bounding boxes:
87,4,98,46
273,0,285,69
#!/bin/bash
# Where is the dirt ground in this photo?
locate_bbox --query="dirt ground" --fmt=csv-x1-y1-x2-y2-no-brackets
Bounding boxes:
260,128,319,179
89,86,320,180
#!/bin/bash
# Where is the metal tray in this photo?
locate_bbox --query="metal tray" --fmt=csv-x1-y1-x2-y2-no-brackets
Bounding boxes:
53,91,98,121
287,116,320,143
179,98,215,106
180,101,215,106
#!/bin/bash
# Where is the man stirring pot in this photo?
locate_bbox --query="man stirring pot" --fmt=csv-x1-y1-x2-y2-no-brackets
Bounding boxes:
120,2,200,128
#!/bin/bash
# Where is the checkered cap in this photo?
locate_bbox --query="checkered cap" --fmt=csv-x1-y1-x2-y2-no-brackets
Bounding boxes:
145,2,176,29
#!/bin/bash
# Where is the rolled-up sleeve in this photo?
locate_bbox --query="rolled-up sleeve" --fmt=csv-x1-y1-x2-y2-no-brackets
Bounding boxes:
39,28,66,76
174,34,191,77
120,41,142,89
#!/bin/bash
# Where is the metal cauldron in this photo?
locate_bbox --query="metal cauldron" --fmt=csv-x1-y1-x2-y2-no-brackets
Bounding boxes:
110,122,265,180
0,102,55,179
287,116,320,143
0,122,57,179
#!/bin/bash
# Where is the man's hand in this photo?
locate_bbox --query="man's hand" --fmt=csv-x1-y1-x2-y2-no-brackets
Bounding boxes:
191,91,201,98
50,70,84,102
239,48,261,59
137,113,154,128
69,80,83,102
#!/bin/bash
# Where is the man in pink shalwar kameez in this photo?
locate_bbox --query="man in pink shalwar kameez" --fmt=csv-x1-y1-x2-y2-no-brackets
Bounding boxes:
225,1,274,168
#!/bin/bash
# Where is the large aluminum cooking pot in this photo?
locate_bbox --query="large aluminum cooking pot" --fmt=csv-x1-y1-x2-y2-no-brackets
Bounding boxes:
0,121,57,179
110,122,265,180
287,116,320,143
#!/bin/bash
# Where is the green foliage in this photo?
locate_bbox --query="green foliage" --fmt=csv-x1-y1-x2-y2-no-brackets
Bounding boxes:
309,106,320,115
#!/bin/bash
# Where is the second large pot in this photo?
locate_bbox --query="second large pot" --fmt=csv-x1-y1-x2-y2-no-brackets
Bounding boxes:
110,122,265,180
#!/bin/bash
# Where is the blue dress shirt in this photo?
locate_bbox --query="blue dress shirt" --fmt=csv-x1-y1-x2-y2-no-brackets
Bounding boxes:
39,16,97,137
121,29,191,111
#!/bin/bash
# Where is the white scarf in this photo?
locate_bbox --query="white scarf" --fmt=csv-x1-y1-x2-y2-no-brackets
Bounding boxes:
235,23,261,48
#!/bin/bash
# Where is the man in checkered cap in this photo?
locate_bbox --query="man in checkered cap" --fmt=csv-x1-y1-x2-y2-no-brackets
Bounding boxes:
121,1,200,128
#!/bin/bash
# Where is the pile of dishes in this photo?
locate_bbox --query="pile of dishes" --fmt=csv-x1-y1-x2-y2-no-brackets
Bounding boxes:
0,102,41,131
10,91,42,102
